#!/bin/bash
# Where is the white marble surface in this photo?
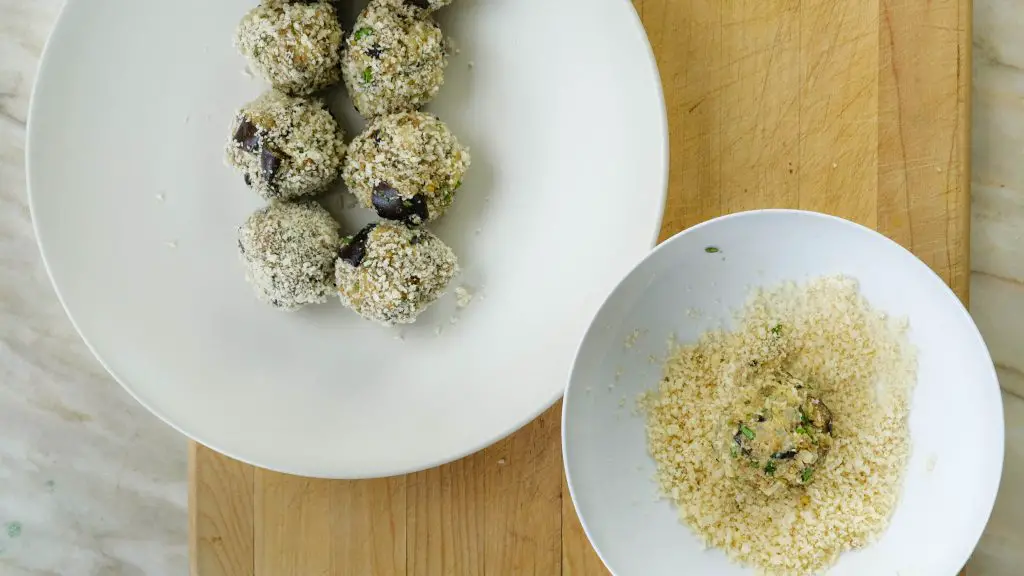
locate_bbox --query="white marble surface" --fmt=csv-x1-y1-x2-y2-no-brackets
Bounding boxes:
0,1,187,575
1,0,1023,574
968,1,1024,573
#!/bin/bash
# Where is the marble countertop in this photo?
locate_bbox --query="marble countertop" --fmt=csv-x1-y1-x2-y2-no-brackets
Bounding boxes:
1,0,1023,574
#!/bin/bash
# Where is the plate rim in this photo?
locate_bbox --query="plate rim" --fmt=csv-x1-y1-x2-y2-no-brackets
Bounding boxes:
25,0,670,478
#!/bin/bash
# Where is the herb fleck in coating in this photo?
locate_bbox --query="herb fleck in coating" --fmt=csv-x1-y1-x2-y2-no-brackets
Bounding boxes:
238,201,341,310
336,222,458,325
342,3,447,118
343,111,469,225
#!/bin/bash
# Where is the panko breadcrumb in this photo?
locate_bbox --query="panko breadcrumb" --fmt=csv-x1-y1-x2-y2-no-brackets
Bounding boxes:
640,276,917,575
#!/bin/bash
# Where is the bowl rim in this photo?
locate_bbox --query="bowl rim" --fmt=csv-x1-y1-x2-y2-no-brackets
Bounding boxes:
561,208,1005,574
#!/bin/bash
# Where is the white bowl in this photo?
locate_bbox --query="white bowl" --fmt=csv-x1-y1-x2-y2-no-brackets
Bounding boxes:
562,210,1003,575
26,0,666,477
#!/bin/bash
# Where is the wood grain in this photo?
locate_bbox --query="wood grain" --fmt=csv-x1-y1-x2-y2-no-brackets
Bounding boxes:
189,444,254,576
190,0,971,573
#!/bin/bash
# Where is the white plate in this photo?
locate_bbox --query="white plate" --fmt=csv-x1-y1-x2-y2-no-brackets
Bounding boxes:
563,210,1003,575
27,0,667,478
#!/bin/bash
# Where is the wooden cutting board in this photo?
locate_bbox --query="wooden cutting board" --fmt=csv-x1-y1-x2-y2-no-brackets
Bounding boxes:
189,0,971,573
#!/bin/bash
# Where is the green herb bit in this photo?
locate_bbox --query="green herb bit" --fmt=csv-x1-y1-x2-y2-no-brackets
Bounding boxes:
454,179,462,189
704,246,720,253
402,200,413,208
799,408,811,426
740,425,755,440
362,67,373,84
770,323,783,336
801,467,814,483
764,461,776,476
795,425,808,436
353,27,373,41
730,445,739,458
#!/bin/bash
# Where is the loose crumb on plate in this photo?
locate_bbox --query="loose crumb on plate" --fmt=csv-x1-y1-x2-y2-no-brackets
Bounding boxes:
455,285,474,308
624,329,643,349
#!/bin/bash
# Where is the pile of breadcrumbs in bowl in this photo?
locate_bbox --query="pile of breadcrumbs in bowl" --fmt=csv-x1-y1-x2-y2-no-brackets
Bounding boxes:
639,275,918,575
